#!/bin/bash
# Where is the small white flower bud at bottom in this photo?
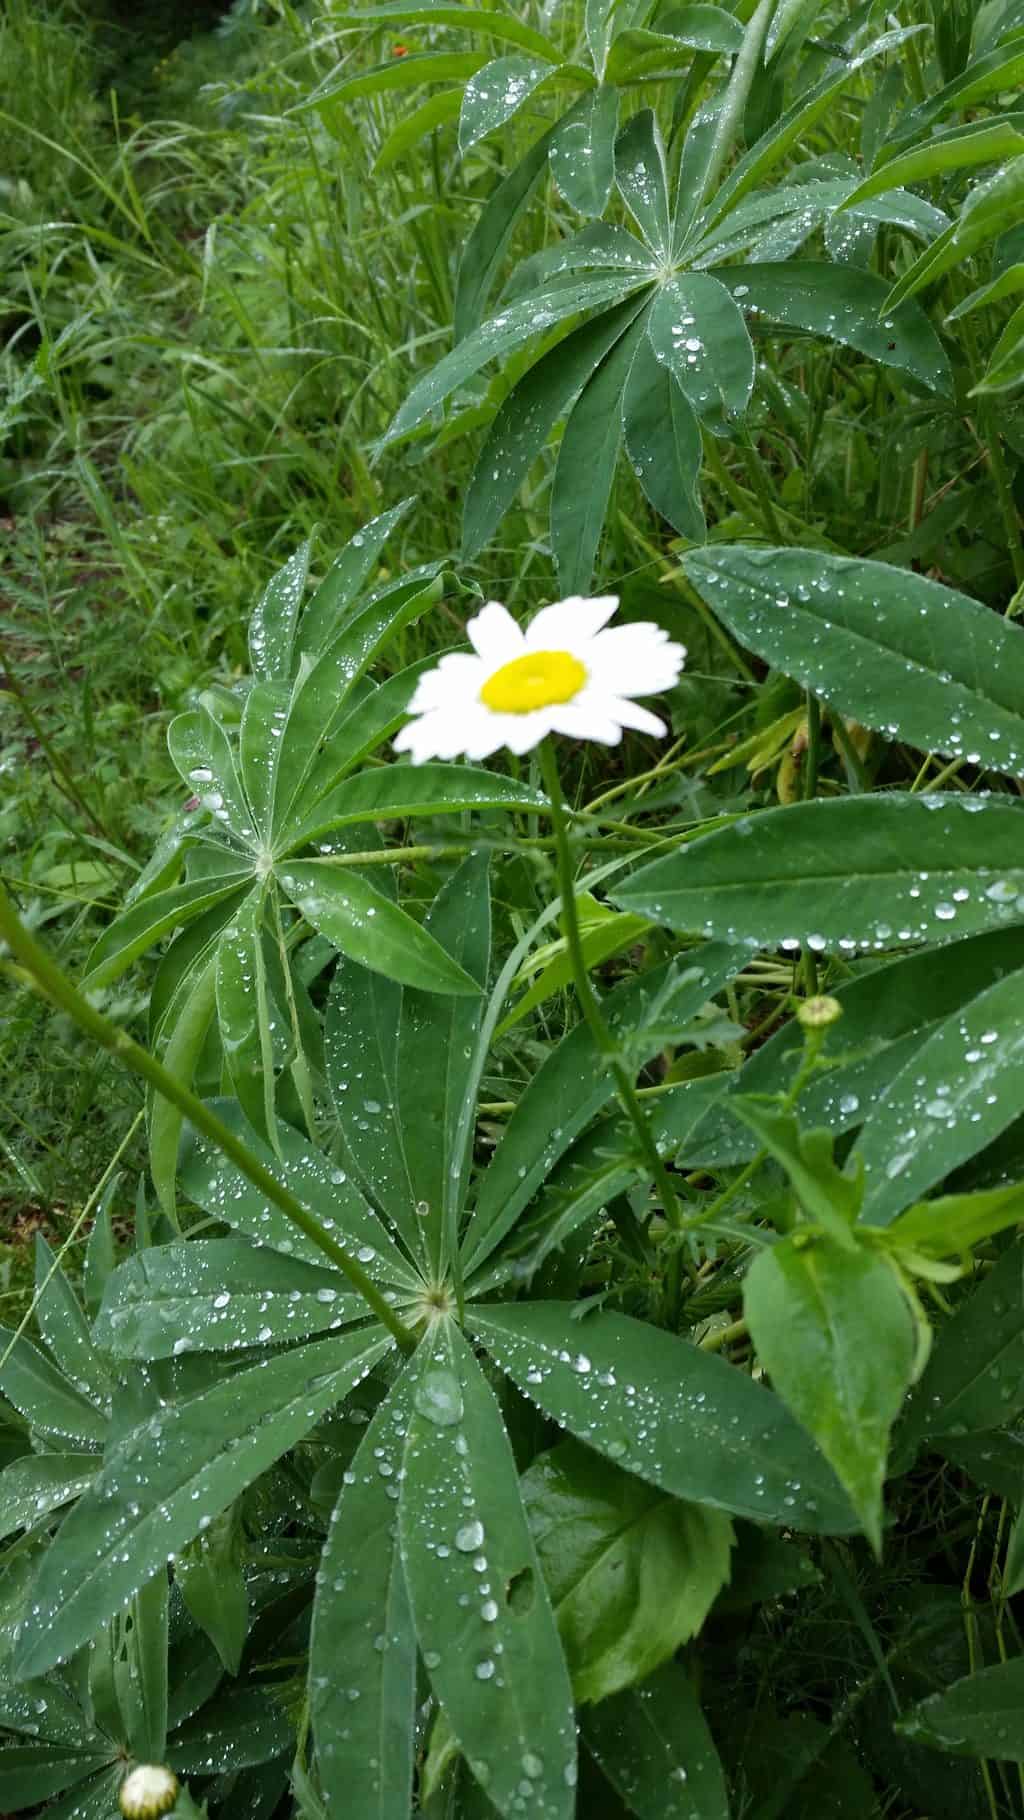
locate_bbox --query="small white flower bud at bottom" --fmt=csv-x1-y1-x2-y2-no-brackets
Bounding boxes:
119,1763,179,1819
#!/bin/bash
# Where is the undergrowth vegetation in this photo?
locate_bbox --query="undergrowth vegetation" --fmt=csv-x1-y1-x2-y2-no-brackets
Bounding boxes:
4,0,1024,1815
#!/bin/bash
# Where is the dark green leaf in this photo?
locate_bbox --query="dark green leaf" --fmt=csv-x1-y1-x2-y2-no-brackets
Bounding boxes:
623,337,706,541
280,862,481,995
581,1660,730,1820
295,502,415,661
400,1324,576,1819
33,1235,110,1409
325,2,558,60
459,55,562,152
615,110,671,257
900,1245,1024,1451
282,761,548,854
96,1240,365,1358
13,1327,391,1679
613,795,1024,952
685,545,1024,776
455,127,557,339
648,274,754,428
551,315,643,592
81,875,252,991
471,1303,857,1532
722,263,951,395
177,1508,248,1676
0,1326,107,1449
248,540,312,682
550,87,619,215
310,1372,417,1820
170,1686,292,1774
897,1656,1024,1760
0,1454,97,1541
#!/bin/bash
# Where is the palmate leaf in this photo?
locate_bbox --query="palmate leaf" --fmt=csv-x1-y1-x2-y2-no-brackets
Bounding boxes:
294,501,415,661
33,1235,111,1408
723,263,951,395
279,864,481,996
455,123,558,338
883,155,1024,311
13,1327,392,1680
551,314,647,592
0,1326,107,1450
615,110,672,258
280,761,548,854
95,1238,366,1358
613,794,1024,953
81,874,252,991
549,87,619,215
459,55,576,152
180,1097,420,1289
685,545,1024,776
314,1,560,62
844,116,1024,207
399,1324,576,1820
471,1303,858,1533
647,272,754,430
310,1372,418,1820
0,1455,98,1542
248,538,312,682
623,337,705,541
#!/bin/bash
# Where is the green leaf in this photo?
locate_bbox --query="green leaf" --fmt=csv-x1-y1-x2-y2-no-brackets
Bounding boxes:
580,1660,730,1820
325,2,559,60
648,274,754,429
149,947,218,1222
215,889,277,1140
387,273,647,446
455,127,556,339
551,314,643,593
884,156,1024,311
612,794,1024,952
273,570,443,839
976,296,1024,394
897,1656,1024,1760
305,49,490,112
854,968,1024,1225
179,1099,420,1289
399,1324,576,1819
744,1234,917,1553
176,1508,248,1676
549,86,619,215
623,336,706,541
294,503,415,660
937,1428,1024,1502
459,55,566,152
95,1239,365,1358
0,1454,97,1542
170,1686,292,1774
721,263,951,395
0,1744,114,1810
685,544,1024,776
118,1572,169,1762
0,1678,105,1749
310,1372,417,1820
764,0,825,61
282,761,548,854
615,110,671,257
167,706,254,842
398,852,490,1276
325,947,422,1260
681,928,1024,1169
248,539,312,682
33,1235,110,1409
844,118,1024,209
238,680,291,840
471,1303,857,1532
889,34,1024,148
81,874,251,991
288,656,448,819
0,1326,107,1449
728,1101,863,1229
462,293,651,562
497,899,652,1036
521,1439,733,1703
13,1327,391,1679
463,947,743,1274
375,86,462,166
900,1244,1024,1450
885,1182,1024,1258
280,862,481,995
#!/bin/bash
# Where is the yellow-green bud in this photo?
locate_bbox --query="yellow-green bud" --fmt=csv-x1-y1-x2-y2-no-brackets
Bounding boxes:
796,994,842,1031
119,1764,179,1819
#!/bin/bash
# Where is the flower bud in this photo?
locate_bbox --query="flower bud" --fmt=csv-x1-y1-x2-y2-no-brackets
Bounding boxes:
119,1764,179,1820
796,995,842,1031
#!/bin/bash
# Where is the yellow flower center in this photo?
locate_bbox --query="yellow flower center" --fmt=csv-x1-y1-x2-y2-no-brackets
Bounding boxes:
480,649,586,715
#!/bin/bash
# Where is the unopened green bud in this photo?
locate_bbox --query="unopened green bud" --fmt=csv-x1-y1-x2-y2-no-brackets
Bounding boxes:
797,994,842,1031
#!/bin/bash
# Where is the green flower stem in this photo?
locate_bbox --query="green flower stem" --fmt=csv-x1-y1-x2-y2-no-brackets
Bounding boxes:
0,880,418,1356
539,741,688,1267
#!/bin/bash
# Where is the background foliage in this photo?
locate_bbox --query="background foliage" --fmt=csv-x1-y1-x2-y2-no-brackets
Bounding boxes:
4,0,1024,1815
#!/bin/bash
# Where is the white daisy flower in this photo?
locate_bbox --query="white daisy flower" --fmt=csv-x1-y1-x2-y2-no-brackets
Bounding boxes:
393,595,685,763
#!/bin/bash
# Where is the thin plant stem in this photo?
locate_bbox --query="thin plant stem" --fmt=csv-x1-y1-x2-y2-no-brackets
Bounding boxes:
0,631,116,843
0,881,418,1355
538,741,689,1322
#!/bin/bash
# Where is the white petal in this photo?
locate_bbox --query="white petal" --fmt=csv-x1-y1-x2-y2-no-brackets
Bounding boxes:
547,700,624,745
467,601,524,666
586,623,686,695
602,696,667,737
406,652,486,714
525,594,619,652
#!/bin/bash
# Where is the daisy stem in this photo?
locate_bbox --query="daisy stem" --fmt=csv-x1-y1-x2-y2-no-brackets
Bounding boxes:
539,742,688,1322
0,881,419,1356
